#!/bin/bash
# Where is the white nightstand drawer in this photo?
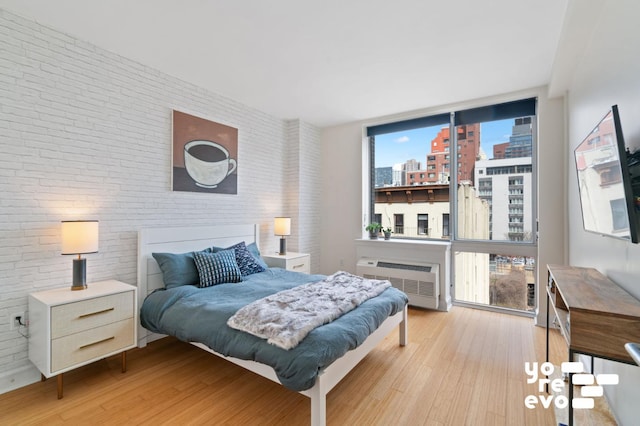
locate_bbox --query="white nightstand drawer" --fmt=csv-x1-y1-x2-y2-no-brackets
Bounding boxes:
51,291,134,339
263,252,311,274
287,257,310,273
51,318,135,373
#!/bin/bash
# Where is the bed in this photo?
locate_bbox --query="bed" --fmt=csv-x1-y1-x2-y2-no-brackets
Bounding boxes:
137,224,408,426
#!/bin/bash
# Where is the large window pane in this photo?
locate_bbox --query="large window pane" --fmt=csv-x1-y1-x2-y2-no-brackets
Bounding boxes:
456,116,535,242
372,123,451,240
454,251,536,312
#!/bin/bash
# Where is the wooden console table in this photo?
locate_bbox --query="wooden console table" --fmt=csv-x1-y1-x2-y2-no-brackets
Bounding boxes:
546,264,640,426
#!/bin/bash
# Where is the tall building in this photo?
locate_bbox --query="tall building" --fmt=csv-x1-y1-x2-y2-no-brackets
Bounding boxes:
377,161,422,187
407,170,428,185
392,163,405,186
403,159,424,185
374,166,393,187
493,142,509,159
404,159,421,171
504,117,533,158
474,117,534,241
475,157,533,241
425,124,481,185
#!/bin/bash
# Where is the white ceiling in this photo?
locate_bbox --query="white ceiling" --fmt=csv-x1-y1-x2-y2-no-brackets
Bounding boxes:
0,0,570,127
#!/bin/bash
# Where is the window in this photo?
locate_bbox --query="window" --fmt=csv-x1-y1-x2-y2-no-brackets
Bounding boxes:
442,213,450,236
367,97,537,314
452,99,537,313
394,214,404,234
611,198,628,231
599,167,622,186
417,214,429,235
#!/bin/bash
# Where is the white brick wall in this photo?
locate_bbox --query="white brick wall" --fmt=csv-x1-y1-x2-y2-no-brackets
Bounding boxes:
282,120,322,273
0,9,321,392
297,121,322,272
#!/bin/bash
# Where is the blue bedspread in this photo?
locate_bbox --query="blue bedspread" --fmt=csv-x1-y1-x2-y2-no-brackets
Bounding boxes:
140,268,408,391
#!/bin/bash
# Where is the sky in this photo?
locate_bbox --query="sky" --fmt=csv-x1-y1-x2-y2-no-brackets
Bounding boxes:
374,118,515,168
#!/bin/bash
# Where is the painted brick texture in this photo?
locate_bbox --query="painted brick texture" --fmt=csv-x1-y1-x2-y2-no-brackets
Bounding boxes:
0,9,321,390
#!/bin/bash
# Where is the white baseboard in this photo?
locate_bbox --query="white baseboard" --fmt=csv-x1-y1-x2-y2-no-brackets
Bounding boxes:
0,364,40,395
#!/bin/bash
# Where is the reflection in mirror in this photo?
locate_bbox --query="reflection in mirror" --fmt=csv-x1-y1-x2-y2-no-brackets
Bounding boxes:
574,106,638,243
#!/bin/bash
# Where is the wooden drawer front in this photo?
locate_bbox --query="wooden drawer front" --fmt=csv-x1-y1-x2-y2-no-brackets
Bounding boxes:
572,311,640,363
287,257,310,274
51,318,135,373
51,291,134,339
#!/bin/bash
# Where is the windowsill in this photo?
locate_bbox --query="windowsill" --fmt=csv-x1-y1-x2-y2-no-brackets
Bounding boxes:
356,238,451,246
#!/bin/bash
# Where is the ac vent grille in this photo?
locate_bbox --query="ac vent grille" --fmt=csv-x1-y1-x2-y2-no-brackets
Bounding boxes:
419,281,436,297
389,277,403,289
377,261,432,272
356,258,440,310
404,279,419,294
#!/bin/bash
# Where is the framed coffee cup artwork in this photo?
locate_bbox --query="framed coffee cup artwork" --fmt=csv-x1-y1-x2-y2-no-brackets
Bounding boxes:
172,110,238,194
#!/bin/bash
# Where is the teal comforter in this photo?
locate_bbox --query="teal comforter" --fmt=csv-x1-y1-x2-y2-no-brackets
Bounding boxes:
140,268,408,391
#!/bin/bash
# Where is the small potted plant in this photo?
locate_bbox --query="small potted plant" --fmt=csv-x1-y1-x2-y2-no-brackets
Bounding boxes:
365,222,382,239
383,227,392,240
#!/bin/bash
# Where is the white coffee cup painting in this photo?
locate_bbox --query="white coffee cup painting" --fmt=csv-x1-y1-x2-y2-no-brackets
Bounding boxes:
184,140,237,188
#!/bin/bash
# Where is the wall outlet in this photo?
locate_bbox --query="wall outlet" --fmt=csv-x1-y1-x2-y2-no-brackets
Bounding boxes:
10,312,24,331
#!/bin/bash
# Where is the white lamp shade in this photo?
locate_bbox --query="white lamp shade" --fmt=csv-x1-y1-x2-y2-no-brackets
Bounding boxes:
61,221,99,255
274,217,291,236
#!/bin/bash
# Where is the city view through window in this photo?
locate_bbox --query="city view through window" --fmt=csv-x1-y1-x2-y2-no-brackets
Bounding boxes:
372,113,536,312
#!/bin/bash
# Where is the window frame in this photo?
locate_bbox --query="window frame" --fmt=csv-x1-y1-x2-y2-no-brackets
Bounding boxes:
364,96,539,315
366,97,537,245
417,214,429,236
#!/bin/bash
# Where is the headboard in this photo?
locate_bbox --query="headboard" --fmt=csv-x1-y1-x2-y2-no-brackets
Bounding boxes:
137,224,259,346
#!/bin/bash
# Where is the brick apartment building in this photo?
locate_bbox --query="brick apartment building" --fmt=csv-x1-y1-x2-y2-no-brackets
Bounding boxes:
407,124,481,186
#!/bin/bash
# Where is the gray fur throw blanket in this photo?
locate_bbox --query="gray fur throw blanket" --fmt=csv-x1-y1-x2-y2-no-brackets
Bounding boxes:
227,271,391,350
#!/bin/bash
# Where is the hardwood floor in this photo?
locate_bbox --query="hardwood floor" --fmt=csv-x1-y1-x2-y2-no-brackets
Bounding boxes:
1,306,570,425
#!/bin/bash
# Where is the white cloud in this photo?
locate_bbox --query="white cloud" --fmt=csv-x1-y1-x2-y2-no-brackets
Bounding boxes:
395,136,410,143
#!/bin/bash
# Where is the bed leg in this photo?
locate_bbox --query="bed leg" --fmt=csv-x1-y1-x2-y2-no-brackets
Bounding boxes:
399,305,408,346
308,381,326,426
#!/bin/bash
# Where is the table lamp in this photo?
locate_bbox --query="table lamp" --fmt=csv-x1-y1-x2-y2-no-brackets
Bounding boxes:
274,217,291,255
61,220,99,290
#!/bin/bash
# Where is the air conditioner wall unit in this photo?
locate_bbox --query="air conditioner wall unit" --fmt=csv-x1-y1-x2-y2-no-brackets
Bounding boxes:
356,258,439,309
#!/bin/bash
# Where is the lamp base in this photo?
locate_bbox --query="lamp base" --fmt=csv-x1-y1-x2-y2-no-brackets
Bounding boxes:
71,257,87,291
279,237,287,255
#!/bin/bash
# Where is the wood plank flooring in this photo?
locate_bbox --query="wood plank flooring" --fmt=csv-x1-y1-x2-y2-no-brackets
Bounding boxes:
1,307,577,425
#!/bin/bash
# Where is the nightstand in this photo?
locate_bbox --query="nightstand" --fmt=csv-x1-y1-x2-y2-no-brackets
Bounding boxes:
28,280,137,399
263,252,311,274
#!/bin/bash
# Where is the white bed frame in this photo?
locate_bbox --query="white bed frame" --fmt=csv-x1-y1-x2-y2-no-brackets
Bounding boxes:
137,224,408,426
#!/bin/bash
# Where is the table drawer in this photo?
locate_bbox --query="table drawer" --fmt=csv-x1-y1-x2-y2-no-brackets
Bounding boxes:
51,291,134,339
287,256,310,274
51,318,135,373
